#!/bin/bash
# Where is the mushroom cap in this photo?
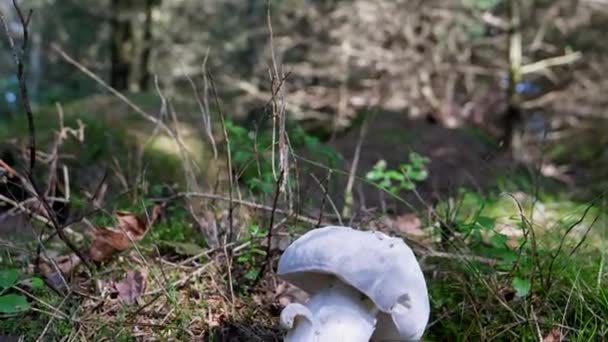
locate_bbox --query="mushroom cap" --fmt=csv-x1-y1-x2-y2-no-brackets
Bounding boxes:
277,226,430,341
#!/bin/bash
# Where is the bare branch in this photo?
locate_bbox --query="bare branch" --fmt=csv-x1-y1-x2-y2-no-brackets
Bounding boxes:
521,51,583,75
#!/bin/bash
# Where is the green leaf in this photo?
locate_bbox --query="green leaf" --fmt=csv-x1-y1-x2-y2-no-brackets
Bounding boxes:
400,180,416,191
386,170,404,181
251,248,266,256
399,164,412,173
245,269,259,280
476,216,495,230
409,152,430,166
248,225,260,235
150,184,164,196
371,160,387,172
0,294,30,313
233,151,250,164
512,277,531,298
365,171,382,181
0,269,19,290
379,179,392,189
24,277,45,290
498,249,518,264
490,234,508,249
237,255,249,263
248,178,273,194
304,135,319,148
409,169,428,181
161,241,205,256
455,222,472,234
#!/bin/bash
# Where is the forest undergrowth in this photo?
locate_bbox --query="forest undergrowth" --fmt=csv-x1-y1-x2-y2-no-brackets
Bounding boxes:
0,2,607,342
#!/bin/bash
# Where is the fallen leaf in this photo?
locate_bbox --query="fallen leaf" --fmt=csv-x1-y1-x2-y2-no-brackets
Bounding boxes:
384,213,425,237
0,158,19,178
88,205,160,262
38,253,82,288
113,269,148,305
395,214,424,236
543,328,561,342
275,280,309,308
57,253,82,273
89,228,133,261
39,253,81,275
160,241,205,256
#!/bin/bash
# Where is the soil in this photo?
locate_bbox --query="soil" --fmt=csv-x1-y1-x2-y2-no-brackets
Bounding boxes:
298,110,516,215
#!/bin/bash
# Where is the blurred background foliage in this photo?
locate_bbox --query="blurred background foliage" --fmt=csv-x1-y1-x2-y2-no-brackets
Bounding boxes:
1,0,607,210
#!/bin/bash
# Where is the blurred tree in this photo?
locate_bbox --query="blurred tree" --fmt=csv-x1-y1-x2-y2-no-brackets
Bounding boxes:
110,0,161,91
110,0,134,91
137,0,157,90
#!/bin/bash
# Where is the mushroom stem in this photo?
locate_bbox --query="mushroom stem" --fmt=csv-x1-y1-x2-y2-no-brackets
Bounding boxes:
283,280,378,342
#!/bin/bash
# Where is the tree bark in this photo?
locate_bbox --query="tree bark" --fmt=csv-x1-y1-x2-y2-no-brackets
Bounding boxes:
137,0,155,91
502,0,523,151
110,0,134,91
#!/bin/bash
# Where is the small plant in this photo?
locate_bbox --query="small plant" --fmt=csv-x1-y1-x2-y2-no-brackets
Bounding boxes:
0,268,44,314
226,120,341,194
366,152,430,194
236,224,266,281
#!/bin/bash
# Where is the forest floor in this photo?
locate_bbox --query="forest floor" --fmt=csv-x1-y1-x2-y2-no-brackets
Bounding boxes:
0,94,607,341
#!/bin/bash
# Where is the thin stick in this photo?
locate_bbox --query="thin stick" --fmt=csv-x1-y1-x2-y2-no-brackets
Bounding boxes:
182,60,218,159
342,114,370,218
208,72,235,244
36,291,72,341
154,191,318,225
546,200,596,287
1,4,91,270
311,172,342,226
521,51,582,75
1,1,35,172
50,43,175,140
253,169,284,287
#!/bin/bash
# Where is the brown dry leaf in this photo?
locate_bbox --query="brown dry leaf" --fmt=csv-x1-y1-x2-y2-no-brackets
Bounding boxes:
113,268,148,305
383,213,425,237
0,158,19,178
395,214,424,236
38,253,82,288
39,253,81,275
55,253,82,273
543,328,562,342
88,205,161,262
89,228,132,262
275,280,309,308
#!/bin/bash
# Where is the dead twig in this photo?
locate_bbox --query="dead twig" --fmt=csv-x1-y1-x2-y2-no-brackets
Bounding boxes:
1,0,34,173
153,191,318,225
310,172,341,227
342,112,370,219
521,51,582,75
182,57,218,160
253,169,284,287
1,2,92,271
50,43,176,140
208,71,235,244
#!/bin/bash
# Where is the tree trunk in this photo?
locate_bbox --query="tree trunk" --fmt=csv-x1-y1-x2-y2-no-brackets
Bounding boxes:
502,0,523,151
137,0,155,91
110,0,134,91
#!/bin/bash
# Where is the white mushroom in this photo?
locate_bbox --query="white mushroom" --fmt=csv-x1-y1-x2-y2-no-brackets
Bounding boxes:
277,226,430,342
